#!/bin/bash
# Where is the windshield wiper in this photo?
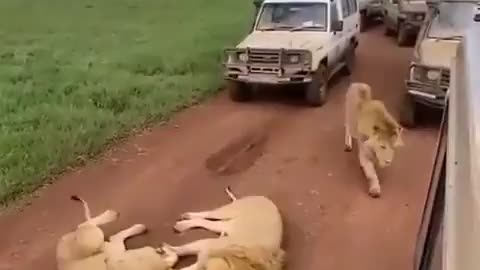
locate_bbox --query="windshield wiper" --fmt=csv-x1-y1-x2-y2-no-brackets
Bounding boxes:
289,25,325,32
259,25,293,31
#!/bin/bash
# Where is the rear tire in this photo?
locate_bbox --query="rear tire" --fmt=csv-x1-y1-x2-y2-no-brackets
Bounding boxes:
384,18,395,36
227,80,253,102
343,43,356,76
360,12,368,32
305,65,328,107
397,22,409,46
400,94,417,128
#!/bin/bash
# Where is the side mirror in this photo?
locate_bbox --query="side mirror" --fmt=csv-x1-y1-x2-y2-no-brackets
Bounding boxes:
253,0,263,8
331,20,343,32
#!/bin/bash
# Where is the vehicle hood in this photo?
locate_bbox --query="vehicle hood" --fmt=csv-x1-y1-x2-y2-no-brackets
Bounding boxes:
400,1,427,13
237,31,329,52
418,39,460,68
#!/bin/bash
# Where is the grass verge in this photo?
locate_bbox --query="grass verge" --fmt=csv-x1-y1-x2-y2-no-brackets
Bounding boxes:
0,0,253,205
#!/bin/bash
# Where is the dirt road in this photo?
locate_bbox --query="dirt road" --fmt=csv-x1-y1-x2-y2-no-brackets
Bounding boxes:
0,26,439,270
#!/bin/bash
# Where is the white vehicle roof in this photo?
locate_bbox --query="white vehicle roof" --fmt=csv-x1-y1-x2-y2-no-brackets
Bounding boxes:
263,0,329,4
427,1,473,39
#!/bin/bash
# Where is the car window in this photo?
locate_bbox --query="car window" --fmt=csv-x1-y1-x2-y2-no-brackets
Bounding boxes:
349,0,358,13
341,0,351,18
256,2,328,31
331,1,339,24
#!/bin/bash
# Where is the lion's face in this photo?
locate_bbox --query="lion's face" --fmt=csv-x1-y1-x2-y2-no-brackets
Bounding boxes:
366,126,404,168
366,136,395,167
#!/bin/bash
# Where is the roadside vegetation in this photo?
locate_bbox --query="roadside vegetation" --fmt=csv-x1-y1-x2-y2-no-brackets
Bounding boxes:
0,0,253,204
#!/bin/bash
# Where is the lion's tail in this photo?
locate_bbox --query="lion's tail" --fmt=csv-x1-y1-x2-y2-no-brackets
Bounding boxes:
225,186,237,201
70,195,92,221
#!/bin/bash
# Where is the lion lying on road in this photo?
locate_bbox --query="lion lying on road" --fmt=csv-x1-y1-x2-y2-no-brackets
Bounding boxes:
344,82,404,198
163,187,285,270
56,195,178,270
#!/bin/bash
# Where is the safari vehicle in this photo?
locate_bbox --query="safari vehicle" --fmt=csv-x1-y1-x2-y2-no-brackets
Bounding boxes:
382,0,427,46
399,0,469,127
224,0,361,107
413,8,479,270
359,0,384,31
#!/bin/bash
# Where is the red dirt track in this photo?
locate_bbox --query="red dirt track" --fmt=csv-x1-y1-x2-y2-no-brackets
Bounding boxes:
0,26,439,270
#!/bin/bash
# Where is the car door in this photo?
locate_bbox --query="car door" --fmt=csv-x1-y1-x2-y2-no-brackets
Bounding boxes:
338,0,350,52
344,0,360,38
350,0,360,34
340,0,352,41
328,0,343,67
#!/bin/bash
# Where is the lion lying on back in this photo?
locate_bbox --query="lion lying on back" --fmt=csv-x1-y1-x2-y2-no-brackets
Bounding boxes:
56,195,178,270
162,187,285,270
344,82,404,198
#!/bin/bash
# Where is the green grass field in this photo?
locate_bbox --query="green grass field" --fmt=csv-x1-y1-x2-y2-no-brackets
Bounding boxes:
0,0,253,204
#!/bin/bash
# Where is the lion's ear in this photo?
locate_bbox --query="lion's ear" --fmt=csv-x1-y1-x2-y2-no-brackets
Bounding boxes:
393,135,404,147
397,126,404,134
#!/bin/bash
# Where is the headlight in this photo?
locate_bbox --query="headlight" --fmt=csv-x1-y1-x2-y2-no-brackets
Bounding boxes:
412,67,441,82
238,53,247,62
426,70,440,81
288,55,300,64
410,13,424,21
226,53,234,64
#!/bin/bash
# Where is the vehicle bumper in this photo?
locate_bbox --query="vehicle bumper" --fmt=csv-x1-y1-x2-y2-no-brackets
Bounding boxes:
405,80,447,108
225,71,312,84
223,48,313,85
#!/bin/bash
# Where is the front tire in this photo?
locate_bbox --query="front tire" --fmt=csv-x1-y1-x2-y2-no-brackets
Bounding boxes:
227,80,253,102
343,43,356,76
305,65,328,107
384,17,395,36
400,94,417,127
360,12,368,32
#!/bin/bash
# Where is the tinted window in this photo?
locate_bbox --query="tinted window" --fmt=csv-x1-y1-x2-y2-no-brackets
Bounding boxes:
330,2,339,23
341,0,350,17
350,0,358,13
256,2,328,31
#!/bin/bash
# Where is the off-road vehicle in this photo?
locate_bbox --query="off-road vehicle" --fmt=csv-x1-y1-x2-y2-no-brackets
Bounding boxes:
400,1,467,127
382,0,427,46
223,0,360,107
359,0,384,31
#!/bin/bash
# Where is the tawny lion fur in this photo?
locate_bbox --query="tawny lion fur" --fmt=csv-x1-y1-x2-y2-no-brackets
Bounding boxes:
162,187,285,270
344,82,404,198
56,195,178,270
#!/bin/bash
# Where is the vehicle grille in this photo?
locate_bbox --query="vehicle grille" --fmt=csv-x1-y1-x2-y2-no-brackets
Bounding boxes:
247,50,281,65
440,70,450,88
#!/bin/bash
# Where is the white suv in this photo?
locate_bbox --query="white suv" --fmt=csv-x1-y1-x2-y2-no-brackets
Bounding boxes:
224,0,361,106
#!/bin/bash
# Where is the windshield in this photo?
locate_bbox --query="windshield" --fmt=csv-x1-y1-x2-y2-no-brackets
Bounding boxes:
255,2,328,31
427,2,471,40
